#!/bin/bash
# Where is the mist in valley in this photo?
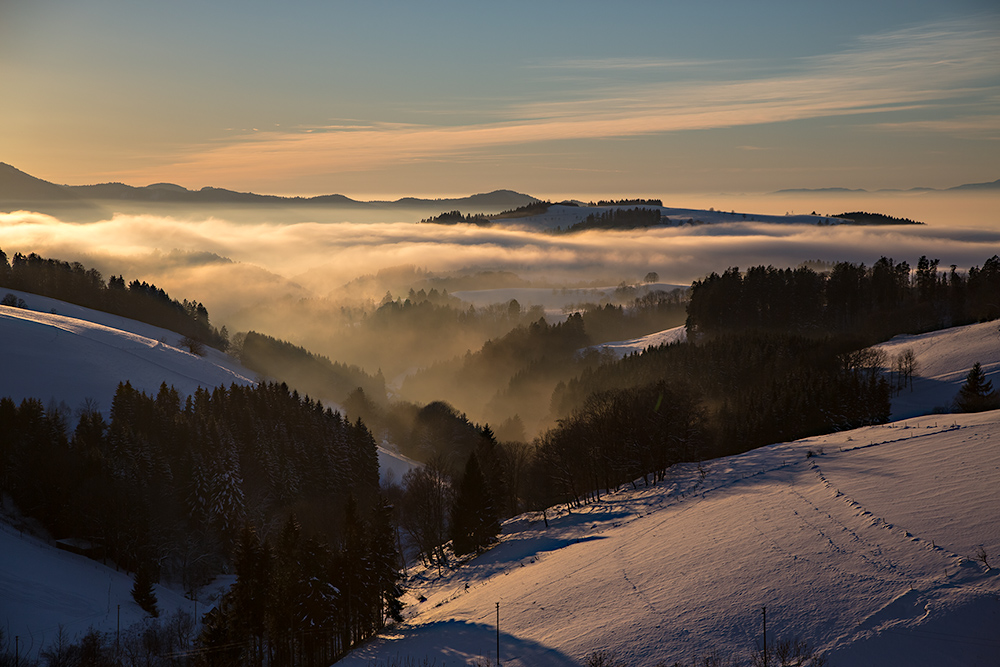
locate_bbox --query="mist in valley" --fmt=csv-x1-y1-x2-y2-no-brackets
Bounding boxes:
2,190,998,443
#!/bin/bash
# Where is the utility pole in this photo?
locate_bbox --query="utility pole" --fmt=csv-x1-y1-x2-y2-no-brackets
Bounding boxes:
761,605,767,667
496,601,501,666
14,635,18,667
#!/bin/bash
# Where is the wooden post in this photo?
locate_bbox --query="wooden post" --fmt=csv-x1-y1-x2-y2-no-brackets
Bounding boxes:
761,605,767,667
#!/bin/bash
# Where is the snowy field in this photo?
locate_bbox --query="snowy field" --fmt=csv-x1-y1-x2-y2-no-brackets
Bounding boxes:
335,322,1000,666
341,411,1000,667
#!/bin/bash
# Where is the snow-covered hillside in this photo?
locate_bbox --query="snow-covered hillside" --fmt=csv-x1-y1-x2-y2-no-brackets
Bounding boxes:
0,520,231,662
342,411,1000,667
1,289,421,659
583,324,687,359
502,203,852,232
875,320,1000,420
0,289,417,481
0,288,257,416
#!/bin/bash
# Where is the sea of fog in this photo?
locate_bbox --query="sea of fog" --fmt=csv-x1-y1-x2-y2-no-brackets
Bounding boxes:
1,190,997,328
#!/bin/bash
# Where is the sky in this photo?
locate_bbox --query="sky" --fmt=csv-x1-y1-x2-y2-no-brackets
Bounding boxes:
2,0,999,198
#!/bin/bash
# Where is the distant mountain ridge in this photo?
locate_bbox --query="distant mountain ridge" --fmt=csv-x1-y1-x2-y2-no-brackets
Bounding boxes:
775,178,1000,194
0,162,539,209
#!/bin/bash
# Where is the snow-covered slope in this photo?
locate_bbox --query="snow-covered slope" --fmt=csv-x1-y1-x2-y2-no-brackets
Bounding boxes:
0,288,257,415
0,520,233,662
583,324,687,359
341,411,1000,666
875,320,1000,419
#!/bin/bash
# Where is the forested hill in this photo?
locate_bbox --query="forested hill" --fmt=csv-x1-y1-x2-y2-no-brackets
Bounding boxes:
0,248,229,350
834,211,923,225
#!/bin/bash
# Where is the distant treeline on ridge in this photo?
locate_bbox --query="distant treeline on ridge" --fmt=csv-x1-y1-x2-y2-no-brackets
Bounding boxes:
0,248,229,350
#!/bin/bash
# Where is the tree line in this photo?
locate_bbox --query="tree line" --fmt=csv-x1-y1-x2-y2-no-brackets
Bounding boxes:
0,248,228,350
686,255,1000,341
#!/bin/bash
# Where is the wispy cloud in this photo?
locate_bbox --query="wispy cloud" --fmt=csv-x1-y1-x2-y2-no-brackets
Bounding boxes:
129,21,1000,185
867,114,1000,139
532,57,730,71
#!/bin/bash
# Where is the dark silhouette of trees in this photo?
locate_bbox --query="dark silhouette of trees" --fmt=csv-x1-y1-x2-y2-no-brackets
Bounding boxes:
686,256,1000,343
131,560,159,617
835,211,922,225
401,458,453,569
450,452,500,555
419,210,491,225
566,207,662,232
954,362,999,412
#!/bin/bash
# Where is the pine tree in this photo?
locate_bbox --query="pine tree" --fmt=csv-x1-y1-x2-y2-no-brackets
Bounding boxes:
450,453,500,556
955,362,1000,412
131,560,159,617
368,496,404,625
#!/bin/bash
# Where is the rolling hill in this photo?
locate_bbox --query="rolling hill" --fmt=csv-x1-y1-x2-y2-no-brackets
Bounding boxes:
2,287,998,666
340,410,1000,666
334,324,1000,666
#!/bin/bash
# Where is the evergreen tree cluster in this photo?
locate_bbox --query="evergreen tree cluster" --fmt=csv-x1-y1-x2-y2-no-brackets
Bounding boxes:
0,248,228,350
686,255,1000,340
589,198,664,207
418,210,491,225
566,207,662,232
0,381,381,588
835,211,923,225
394,425,505,567
580,288,687,344
955,362,1000,413
449,453,500,556
200,504,401,667
493,200,558,218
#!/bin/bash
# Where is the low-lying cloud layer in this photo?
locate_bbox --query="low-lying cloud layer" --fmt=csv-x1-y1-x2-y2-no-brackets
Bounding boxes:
2,202,999,327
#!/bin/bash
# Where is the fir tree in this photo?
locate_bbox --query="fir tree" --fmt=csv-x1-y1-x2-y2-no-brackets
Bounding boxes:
955,362,1000,412
131,560,159,617
450,452,500,556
